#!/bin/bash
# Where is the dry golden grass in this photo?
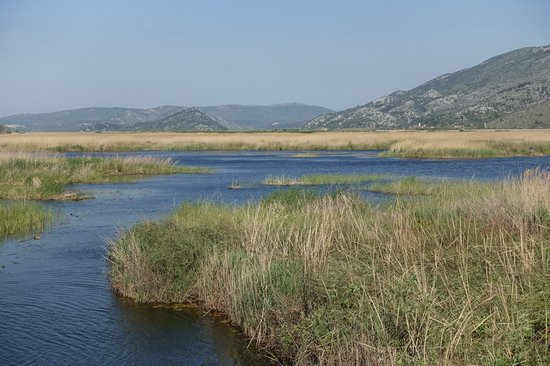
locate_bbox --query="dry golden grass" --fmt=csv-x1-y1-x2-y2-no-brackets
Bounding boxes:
1,130,549,157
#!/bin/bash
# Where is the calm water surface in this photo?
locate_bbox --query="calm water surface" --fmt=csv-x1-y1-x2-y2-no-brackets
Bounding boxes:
1,151,549,365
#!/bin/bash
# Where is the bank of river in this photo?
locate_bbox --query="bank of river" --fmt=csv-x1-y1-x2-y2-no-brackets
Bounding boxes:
1,151,549,364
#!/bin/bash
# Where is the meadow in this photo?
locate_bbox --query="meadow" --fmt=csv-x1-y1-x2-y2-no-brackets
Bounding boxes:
109,170,550,365
0,130,549,158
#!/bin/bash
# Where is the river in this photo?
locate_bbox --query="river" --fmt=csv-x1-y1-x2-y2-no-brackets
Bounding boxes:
1,151,549,365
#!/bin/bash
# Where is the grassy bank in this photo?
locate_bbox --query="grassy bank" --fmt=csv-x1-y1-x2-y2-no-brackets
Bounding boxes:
263,173,384,186
0,202,53,240
0,153,208,200
109,170,550,365
0,130,549,158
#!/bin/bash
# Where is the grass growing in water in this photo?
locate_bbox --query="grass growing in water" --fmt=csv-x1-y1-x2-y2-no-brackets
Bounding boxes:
109,170,550,365
0,202,53,240
0,153,209,200
368,176,494,197
263,176,301,186
289,153,320,158
263,173,384,186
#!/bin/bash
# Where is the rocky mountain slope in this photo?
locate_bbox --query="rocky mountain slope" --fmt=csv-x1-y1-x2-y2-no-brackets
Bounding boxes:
130,108,227,132
0,104,331,132
305,45,550,129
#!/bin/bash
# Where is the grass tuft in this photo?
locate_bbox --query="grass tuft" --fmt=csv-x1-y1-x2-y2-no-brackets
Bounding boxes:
0,202,53,240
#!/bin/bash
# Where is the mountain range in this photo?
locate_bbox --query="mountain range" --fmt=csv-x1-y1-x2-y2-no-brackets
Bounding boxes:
0,104,331,132
305,45,550,129
2,45,549,132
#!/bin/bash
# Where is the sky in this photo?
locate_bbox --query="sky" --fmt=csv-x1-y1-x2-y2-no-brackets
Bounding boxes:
0,0,549,117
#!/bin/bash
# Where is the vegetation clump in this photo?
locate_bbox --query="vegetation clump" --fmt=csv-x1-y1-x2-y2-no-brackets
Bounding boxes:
0,202,53,240
263,173,384,186
109,170,550,365
0,153,209,200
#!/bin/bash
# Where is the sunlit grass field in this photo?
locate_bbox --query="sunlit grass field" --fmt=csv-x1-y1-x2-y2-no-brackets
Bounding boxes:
1,130,550,158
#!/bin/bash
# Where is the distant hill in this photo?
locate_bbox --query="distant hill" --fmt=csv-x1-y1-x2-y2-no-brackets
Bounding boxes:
0,106,185,132
198,104,333,130
130,108,227,132
305,45,550,129
0,103,331,132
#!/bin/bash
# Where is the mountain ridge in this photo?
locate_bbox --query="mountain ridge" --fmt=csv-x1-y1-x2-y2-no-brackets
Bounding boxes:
129,108,227,132
304,45,550,130
0,104,331,132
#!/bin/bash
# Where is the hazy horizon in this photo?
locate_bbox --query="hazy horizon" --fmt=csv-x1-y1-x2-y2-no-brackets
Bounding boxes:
1,0,549,118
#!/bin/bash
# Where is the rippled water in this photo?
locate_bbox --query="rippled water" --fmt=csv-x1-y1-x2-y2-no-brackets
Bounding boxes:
1,151,549,365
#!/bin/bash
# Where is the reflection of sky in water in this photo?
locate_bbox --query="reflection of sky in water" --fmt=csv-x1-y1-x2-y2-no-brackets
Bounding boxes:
1,151,549,365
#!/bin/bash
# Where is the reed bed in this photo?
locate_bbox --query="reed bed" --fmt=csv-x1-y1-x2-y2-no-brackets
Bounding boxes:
0,202,53,240
0,152,208,200
263,174,385,186
109,170,550,365
1,130,549,158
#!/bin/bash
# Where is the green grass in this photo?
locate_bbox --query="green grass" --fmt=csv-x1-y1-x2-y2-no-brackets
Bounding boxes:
109,169,550,365
300,173,384,185
0,154,209,200
263,173,385,186
369,176,494,198
485,140,550,156
381,141,550,159
380,147,505,159
0,202,53,240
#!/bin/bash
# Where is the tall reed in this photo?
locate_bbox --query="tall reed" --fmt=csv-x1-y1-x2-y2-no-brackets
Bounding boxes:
109,171,550,365
1,130,549,158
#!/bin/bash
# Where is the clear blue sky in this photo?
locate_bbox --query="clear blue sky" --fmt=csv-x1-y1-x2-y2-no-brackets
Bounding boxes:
0,0,548,117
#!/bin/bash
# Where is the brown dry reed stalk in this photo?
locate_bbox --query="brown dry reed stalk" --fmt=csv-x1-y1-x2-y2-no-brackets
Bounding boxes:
1,130,549,158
